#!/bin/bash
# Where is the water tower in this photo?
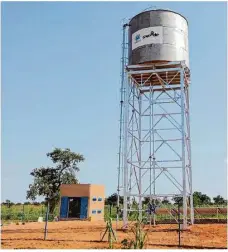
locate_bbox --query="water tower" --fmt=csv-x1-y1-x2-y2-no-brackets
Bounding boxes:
117,9,194,229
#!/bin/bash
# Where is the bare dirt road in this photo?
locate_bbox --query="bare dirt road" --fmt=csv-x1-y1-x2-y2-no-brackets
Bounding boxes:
1,221,227,249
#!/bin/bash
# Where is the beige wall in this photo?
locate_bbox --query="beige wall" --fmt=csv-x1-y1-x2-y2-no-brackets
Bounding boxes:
60,184,105,221
89,185,105,221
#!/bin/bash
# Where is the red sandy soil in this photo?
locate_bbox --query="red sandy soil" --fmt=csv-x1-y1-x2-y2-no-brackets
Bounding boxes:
1,221,227,249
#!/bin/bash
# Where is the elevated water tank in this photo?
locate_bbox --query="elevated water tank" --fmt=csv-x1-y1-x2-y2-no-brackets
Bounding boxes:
128,9,189,67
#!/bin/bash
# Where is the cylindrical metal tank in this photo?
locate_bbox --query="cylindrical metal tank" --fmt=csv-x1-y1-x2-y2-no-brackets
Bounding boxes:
128,9,189,67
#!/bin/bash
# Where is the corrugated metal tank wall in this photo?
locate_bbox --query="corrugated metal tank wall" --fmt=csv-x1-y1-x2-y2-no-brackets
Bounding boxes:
128,9,189,67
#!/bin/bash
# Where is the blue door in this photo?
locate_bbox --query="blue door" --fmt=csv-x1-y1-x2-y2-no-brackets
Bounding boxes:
60,197,68,218
80,197,88,219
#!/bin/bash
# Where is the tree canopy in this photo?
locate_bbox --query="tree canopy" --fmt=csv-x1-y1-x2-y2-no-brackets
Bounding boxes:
105,191,226,208
4,200,13,208
161,198,171,205
142,197,161,206
213,195,227,205
193,191,212,205
172,192,212,206
105,193,123,206
26,148,84,213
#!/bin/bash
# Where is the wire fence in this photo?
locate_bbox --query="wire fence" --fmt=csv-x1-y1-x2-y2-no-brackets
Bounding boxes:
104,205,227,224
1,204,58,224
1,204,227,224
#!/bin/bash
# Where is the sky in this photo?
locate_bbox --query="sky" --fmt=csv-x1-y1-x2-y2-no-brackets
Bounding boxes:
1,1,227,203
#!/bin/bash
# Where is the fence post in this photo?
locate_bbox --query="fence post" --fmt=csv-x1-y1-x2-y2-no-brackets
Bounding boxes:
178,200,181,248
22,205,25,223
217,207,219,223
44,200,50,240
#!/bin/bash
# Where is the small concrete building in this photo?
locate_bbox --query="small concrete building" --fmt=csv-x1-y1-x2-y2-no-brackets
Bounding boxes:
59,184,105,221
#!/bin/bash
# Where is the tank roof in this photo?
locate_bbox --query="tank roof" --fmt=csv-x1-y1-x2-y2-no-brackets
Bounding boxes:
129,9,188,25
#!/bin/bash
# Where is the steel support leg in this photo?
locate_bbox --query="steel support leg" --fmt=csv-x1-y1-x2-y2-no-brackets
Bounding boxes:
138,92,142,221
180,69,187,229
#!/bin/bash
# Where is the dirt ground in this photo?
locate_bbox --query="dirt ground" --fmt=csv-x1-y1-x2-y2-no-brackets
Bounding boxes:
1,220,227,249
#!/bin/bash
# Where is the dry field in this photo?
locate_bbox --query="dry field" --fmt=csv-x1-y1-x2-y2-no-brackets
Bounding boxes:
1,220,227,249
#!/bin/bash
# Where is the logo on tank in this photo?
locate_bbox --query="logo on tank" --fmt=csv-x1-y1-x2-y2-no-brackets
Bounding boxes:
135,34,141,43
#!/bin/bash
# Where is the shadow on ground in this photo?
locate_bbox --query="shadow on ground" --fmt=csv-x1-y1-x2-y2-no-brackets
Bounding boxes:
147,243,226,249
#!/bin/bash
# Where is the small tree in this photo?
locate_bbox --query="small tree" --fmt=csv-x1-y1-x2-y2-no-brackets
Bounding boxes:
33,202,41,206
26,148,84,214
105,193,123,206
193,192,211,205
5,199,13,208
199,193,211,205
173,192,212,206
172,196,183,206
24,202,31,205
132,197,138,206
213,195,226,205
143,197,161,206
161,197,171,205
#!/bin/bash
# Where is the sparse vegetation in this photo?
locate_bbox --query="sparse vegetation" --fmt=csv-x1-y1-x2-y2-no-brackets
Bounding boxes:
100,217,116,249
1,191,227,224
121,218,148,249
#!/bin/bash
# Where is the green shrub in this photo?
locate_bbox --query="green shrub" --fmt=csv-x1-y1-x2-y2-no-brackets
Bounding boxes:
5,214,11,220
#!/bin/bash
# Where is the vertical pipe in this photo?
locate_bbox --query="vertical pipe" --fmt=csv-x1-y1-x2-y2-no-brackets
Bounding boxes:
123,78,129,227
123,40,129,227
186,87,194,224
117,23,127,227
149,92,152,176
128,82,135,220
149,84,152,226
180,69,187,229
